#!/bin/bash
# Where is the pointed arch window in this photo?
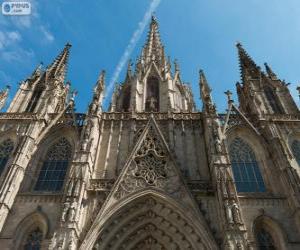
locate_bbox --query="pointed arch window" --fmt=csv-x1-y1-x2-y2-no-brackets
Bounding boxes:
35,137,72,192
25,86,44,113
0,139,14,175
145,76,159,111
255,227,276,250
229,137,266,192
291,140,300,166
122,85,131,111
23,227,43,250
264,86,284,114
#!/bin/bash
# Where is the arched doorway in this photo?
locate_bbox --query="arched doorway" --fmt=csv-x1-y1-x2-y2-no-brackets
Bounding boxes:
90,192,217,250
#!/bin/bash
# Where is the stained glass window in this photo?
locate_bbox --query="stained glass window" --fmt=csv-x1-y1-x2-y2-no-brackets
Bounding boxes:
291,140,300,166
229,137,266,192
24,227,43,250
0,139,14,175
256,228,276,250
35,137,72,192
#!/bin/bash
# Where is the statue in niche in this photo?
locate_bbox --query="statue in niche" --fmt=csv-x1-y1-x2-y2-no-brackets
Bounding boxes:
145,76,159,111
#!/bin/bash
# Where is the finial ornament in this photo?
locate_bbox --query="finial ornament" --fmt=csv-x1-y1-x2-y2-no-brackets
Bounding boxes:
174,59,179,72
224,90,233,103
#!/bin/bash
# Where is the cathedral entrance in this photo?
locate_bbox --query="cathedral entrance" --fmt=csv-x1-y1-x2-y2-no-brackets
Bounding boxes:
91,193,217,250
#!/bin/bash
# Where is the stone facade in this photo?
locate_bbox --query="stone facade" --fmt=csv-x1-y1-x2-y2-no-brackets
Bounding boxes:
0,17,299,249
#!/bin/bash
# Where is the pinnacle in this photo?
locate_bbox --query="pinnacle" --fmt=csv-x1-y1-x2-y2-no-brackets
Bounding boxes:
236,42,260,82
47,43,71,81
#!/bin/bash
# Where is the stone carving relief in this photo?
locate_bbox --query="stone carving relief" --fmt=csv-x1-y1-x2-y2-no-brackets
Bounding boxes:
93,197,206,250
114,125,183,200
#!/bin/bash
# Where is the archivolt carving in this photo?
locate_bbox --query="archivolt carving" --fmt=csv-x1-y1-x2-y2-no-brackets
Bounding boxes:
93,197,206,250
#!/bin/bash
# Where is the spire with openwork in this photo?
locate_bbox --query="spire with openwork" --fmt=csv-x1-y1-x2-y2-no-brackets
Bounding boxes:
140,16,165,67
47,43,71,82
236,42,261,82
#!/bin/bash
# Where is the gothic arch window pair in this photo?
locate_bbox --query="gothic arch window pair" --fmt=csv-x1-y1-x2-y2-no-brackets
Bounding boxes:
291,140,300,166
0,139,14,175
229,137,266,192
34,137,72,192
145,76,159,111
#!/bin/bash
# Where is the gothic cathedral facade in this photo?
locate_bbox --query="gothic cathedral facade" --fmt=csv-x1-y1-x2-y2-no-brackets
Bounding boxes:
0,17,299,250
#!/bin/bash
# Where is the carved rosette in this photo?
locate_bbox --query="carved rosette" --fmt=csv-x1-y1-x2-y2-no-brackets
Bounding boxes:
114,126,182,199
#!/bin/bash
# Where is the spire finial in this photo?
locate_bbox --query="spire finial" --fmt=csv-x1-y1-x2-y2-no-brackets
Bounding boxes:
174,59,179,72
46,43,71,83
140,15,164,66
224,90,233,103
236,42,260,82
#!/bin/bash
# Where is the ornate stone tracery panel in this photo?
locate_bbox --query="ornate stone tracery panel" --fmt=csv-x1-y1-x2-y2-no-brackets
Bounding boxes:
114,126,182,200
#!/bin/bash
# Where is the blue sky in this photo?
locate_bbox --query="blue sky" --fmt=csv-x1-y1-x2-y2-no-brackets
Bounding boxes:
0,0,299,112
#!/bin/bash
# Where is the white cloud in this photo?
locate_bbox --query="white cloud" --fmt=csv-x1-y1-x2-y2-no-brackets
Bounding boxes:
40,25,54,43
0,31,22,50
2,48,34,63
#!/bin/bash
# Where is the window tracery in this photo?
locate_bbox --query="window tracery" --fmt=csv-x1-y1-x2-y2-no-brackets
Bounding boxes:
23,227,43,250
35,137,72,191
229,137,265,192
255,228,276,250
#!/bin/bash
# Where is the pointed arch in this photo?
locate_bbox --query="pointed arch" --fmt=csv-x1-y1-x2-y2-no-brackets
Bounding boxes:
25,85,45,113
253,215,287,250
291,140,300,166
0,138,14,175
87,191,218,250
229,137,266,192
34,137,72,192
122,84,131,112
14,211,48,250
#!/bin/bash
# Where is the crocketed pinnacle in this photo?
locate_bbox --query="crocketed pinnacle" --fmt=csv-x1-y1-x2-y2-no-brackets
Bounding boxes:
47,43,71,81
140,16,165,66
236,42,260,82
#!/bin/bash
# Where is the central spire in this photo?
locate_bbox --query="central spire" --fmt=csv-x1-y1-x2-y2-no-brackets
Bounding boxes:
140,16,165,67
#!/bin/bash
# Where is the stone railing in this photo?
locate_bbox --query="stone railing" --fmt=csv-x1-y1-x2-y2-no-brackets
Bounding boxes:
261,113,300,122
100,112,202,121
0,112,38,120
